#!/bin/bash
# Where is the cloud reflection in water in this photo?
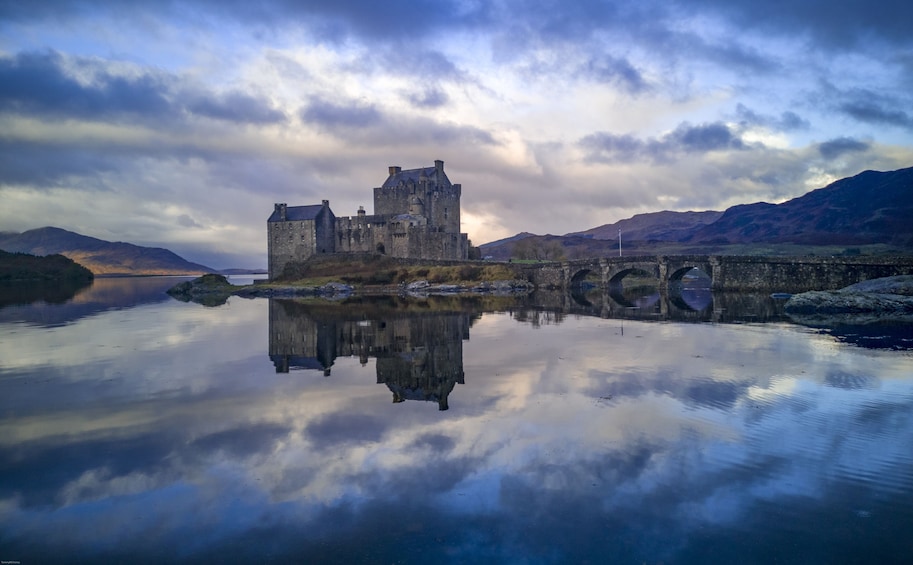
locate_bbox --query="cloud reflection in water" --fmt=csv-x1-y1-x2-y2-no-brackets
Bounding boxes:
1,292,912,563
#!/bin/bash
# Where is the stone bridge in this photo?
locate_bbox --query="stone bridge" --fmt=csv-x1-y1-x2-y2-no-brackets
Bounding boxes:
519,255,913,292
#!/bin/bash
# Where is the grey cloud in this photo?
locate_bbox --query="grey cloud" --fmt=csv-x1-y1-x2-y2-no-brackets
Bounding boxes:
840,98,913,131
176,214,203,228
0,0,492,41
818,137,870,160
687,0,913,49
406,87,450,108
186,91,287,125
667,122,745,152
299,96,496,147
582,55,649,94
300,99,383,129
735,104,809,132
0,138,137,187
378,48,464,81
0,51,174,122
580,121,748,164
0,51,290,127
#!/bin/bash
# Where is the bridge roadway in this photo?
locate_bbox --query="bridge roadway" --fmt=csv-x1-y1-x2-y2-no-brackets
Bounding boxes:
519,254,913,292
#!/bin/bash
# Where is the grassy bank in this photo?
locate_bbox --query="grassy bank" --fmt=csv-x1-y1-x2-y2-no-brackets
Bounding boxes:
276,255,523,288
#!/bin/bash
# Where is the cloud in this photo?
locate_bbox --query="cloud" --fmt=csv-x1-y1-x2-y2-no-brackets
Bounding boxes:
300,98,383,130
186,90,287,125
735,104,810,132
0,50,290,128
299,95,497,149
0,51,174,123
838,93,913,131
176,214,203,228
580,121,749,164
817,137,871,160
406,87,450,108
581,54,649,94
686,0,913,49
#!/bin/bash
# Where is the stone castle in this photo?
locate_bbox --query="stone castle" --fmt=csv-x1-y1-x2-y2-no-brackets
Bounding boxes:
268,160,470,279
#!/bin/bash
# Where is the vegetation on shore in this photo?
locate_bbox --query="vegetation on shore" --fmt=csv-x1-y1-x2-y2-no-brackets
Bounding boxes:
276,255,522,287
0,250,94,282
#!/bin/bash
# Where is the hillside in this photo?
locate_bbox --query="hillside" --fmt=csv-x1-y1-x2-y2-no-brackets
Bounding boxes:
0,249,94,282
481,166,913,259
684,167,913,246
0,227,215,276
567,210,724,241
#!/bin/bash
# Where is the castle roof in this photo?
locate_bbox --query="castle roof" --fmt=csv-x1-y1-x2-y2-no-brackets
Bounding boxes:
267,204,325,222
382,166,450,189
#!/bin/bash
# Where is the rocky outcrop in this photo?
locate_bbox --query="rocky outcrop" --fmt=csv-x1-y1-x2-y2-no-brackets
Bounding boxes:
403,279,533,296
784,275,913,325
168,275,354,306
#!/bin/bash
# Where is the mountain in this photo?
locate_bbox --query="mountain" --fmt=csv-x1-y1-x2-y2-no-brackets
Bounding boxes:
481,166,913,259
0,227,215,276
683,167,913,246
567,210,724,242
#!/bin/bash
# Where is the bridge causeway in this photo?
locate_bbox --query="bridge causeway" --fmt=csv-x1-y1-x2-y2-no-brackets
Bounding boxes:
519,255,913,292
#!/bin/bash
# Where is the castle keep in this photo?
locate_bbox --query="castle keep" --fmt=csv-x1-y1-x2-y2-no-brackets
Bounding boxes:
268,160,470,279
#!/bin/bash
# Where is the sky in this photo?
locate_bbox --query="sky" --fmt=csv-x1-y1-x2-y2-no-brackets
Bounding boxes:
1,1,912,269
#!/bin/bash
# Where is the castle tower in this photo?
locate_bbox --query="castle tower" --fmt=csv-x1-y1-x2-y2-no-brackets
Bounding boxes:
374,160,461,234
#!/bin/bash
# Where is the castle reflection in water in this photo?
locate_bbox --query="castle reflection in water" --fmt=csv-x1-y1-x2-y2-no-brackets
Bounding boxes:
269,298,470,410
266,289,803,411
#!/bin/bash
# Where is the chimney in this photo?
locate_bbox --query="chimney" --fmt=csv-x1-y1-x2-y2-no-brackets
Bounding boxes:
275,203,287,221
322,199,329,207
434,159,444,172
388,166,401,176
357,205,366,217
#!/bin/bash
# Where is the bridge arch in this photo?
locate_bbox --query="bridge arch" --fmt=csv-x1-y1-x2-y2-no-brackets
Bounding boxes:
569,268,597,286
608,267,656,285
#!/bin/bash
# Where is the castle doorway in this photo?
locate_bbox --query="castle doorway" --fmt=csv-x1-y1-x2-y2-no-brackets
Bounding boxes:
376,243,386,254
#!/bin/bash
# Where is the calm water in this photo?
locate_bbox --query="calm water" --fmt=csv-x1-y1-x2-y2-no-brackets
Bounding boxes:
2,278,913,563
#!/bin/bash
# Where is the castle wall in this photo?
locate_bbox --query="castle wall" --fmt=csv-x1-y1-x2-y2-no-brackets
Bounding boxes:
335,214,386,254
268,206,335,279
268,219,316,279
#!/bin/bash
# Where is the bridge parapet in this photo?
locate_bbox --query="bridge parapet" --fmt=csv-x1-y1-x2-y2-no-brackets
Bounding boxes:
520,255,913,292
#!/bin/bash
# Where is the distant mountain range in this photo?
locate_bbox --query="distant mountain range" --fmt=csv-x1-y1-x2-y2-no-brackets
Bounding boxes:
481,166,913,259
0,227,216,276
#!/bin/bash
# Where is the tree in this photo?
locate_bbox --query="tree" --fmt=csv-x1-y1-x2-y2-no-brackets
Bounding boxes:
511,237,565,261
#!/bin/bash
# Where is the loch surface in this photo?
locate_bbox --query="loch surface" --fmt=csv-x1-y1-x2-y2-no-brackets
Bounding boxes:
1,278,912,563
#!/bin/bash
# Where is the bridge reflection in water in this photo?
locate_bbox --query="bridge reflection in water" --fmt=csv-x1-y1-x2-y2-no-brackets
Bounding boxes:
548,284,790,324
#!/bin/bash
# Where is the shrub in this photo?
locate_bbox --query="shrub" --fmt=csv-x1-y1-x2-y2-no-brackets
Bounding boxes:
458,265,482,280
367,270,396,285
